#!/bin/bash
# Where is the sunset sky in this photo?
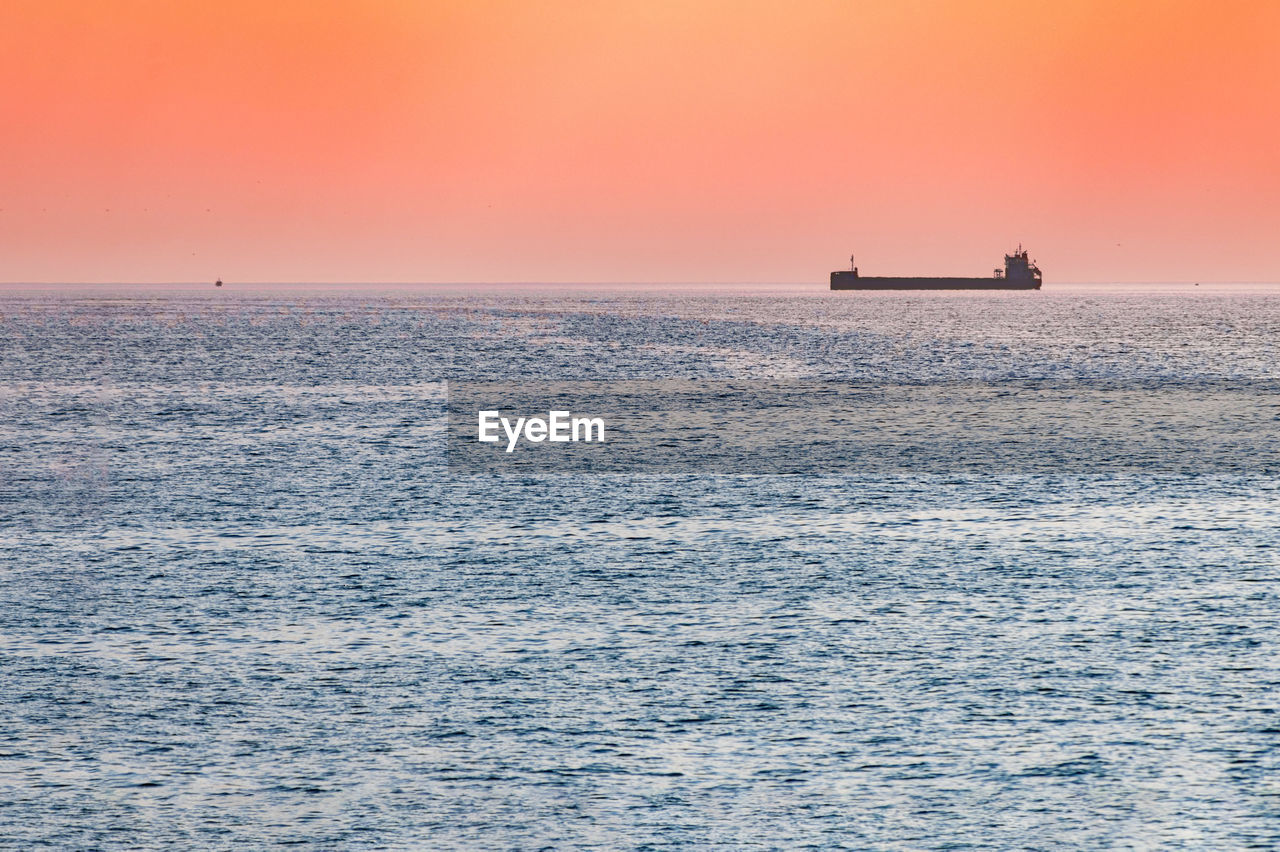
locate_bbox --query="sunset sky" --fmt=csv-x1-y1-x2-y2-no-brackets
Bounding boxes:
3,0,1278,283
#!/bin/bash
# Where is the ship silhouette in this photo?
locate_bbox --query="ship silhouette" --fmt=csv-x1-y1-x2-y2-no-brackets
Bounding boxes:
831,247,1042,290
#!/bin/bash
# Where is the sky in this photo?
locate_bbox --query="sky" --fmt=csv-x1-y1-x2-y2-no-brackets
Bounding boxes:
2,0,1278,283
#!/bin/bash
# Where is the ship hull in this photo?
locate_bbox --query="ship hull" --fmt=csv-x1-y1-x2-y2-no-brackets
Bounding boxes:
830,273,1039,290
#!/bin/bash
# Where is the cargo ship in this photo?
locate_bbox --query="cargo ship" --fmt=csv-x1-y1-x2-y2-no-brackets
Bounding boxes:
831,247,1042,290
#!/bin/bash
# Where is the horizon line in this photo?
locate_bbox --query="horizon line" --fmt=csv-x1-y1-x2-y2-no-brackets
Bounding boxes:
2,279,1278,287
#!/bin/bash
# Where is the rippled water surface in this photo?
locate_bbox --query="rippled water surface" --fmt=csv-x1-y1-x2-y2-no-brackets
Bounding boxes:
2,283,1279,849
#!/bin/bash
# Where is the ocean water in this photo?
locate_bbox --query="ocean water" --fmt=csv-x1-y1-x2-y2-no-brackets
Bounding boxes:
2,283,1279,849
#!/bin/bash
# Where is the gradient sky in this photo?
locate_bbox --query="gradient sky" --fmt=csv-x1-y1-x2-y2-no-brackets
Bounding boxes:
3,0,1278,283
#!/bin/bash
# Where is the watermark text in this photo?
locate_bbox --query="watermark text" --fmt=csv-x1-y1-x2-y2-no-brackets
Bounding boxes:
478,410,606,452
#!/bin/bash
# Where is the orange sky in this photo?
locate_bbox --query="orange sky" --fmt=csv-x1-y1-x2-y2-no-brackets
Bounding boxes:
2,0,1277,283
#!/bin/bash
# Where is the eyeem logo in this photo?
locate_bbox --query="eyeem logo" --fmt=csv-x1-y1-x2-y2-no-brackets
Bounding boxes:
478,410,606,453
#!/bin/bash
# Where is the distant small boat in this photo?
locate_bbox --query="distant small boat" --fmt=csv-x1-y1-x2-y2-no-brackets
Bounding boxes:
215,278,223,287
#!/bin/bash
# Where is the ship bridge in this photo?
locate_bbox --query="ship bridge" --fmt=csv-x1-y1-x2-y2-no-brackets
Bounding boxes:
994,245,1042,282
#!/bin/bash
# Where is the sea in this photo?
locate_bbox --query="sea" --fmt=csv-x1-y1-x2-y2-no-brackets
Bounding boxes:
1,282,1278,849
